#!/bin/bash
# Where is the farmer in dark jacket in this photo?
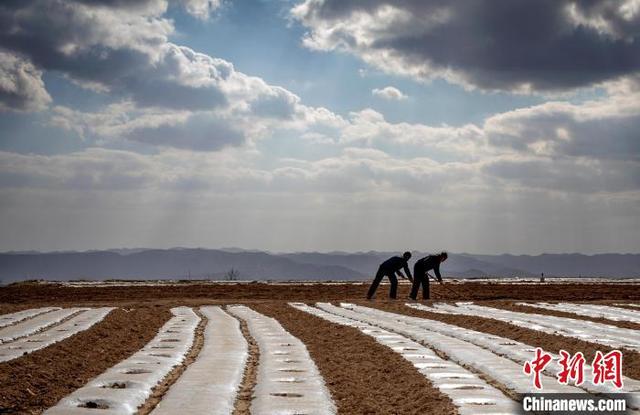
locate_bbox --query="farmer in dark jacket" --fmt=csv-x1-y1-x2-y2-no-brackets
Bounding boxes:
367,252,412,299
410,252,448,300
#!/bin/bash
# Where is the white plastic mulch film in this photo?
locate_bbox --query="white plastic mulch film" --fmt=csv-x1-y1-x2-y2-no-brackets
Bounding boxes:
417,302,640,351
0,307,61,328
518,302,640,324
44,307,199,415
227,305,337,415
149,306,248,415
0,308,84,343
0,308,114,362
322,303,588,396
291,302,518,415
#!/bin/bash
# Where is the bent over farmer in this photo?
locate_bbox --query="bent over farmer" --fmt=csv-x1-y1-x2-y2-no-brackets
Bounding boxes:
410,251,447,300
367,251,412,299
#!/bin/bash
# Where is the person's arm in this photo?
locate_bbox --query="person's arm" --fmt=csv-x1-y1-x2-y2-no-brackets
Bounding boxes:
404,263,413,282
434,261,442,282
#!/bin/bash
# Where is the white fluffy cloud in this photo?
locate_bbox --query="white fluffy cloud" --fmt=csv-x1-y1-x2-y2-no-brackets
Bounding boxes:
0,51,51,112
0,0,341,151
372,86,407,100
178,0,222,19
0,0,638,253
0,1,301,124
10,82,640,196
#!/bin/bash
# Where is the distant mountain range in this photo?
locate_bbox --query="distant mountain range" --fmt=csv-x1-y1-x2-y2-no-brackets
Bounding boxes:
0,248,638,283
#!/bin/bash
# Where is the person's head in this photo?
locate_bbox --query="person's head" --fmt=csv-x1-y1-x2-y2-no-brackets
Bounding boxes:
440,251,448,262
403,251,412,260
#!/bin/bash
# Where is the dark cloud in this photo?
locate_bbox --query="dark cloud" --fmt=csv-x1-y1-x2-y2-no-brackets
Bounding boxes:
294,0,640,91
484,101,640,162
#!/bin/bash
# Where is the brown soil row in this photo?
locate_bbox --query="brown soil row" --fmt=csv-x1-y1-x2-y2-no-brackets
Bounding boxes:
0,306,171,414
4,281,640,308
253,303,457,415
486,301,640,331
231,312,259,415
369,301,640,381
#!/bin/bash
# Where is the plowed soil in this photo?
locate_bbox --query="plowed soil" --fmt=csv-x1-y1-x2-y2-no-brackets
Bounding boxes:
0,306,171,414
2,280,640,414
253,303,456,415
3,280,640,308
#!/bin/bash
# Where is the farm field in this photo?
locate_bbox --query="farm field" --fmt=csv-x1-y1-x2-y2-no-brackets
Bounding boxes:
1,280,640,414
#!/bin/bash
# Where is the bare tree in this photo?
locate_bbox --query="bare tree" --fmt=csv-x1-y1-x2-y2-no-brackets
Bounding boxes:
224,268,240,281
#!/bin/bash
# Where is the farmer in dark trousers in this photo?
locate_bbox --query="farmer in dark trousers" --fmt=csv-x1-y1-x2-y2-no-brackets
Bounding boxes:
367,252,412,299
410,252,448,300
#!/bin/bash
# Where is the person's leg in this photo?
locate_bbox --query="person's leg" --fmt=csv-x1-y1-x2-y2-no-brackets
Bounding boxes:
423,273,430,300
410,263,422,300
367,267,385,299
388,274,398,299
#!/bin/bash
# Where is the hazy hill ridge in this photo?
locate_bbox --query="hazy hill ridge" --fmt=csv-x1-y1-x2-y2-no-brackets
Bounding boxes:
0,249,638,283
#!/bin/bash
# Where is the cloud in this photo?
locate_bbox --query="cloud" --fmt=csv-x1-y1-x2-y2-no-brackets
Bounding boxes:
291,0,640,92
126,113,245,151
0,51,51,112
0,0,301,122
0,0,326,152
50,103,248,151
177,0,222,19
0,148,156,191
0,0,638,201
0,145,474,195
372,86,407,100
483,90,640,161
482,157,640,194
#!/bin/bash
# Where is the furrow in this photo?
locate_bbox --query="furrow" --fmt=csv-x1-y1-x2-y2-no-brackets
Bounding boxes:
291,302,517,415
227,305,336,415
43,307,199,415
231,308,259,415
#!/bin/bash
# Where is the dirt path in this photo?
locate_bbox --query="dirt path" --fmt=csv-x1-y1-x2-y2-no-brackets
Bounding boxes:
253,303,457,415
231,312,259,415
0,306,171,414
370,301,640,381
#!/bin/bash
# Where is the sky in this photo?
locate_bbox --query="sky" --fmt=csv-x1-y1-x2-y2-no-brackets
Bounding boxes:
0,0,639,254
